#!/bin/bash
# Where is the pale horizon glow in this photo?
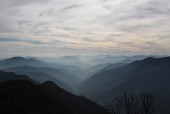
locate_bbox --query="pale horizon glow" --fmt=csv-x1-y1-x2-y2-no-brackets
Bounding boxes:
0,0,170,57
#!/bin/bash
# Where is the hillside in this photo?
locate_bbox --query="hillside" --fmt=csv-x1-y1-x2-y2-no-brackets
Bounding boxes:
5,65,81,88
78,57,170,113
0,80,108,114
0,70,32,83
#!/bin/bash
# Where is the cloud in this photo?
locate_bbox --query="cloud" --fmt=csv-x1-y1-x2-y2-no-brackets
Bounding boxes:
61,4,85,11
137,0,170,16
0,37,45,45
0,0,170,56
0,38,20,42
10,0,50,6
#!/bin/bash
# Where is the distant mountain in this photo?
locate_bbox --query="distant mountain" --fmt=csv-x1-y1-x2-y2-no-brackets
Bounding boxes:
0,70,32,83
78,64,108,80
85,55,149,78
100,62,126,72
56,56,81,62
0,80,108,114
99,57,170,100
39,56,91,70
92,55,166,74
50,62,82,72
78,57,170,113
120,55,166,64
10,71,73,93
0,57,45,69
81,55,148,80
0,57,83,77
5,65,82,88
85,55,128,65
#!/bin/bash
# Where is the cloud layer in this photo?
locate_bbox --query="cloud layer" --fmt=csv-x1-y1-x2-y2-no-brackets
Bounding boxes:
0,0,170,57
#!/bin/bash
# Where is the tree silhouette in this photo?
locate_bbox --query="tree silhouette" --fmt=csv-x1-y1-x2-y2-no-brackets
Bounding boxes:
105,92,156,114
139,93,155,114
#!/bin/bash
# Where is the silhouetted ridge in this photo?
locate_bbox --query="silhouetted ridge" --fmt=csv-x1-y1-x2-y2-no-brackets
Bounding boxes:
0,80,70,114
131,56,170,66
0,56,45,69
5,56,25,61
0,75,108,114
42,81,60,88
4,56,39,62
141,57,156,62
0,70,33,83
1,80,34,86
5,65,81,90
42,81,109,114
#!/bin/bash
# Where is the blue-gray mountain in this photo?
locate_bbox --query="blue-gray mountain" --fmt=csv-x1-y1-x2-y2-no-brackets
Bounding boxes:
0,71,108,114
0,57,82,92
0,70,33,83
78,57,170,114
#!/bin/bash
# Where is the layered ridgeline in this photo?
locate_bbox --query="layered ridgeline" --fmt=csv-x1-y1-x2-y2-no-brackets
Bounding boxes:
0,57,82,93
0,56,146,92
4,66,80,92
78,57,170,114
38,55,150,80
0,56,132,93
0,70,108,114
0,56,80,71
1,56,170,113
0,70,33,83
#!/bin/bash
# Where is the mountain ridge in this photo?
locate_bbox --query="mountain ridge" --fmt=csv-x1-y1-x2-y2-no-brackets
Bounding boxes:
0,79,109,114
78,57,170,106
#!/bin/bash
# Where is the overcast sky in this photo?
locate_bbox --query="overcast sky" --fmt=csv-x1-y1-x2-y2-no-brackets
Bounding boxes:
0,0,170,57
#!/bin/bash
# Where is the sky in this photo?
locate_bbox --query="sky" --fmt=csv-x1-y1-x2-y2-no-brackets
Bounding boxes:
0,0,170,57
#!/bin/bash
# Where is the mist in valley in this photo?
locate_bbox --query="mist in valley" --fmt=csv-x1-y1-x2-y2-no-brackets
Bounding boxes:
1,55,170,114
0,0,170,113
